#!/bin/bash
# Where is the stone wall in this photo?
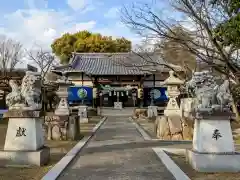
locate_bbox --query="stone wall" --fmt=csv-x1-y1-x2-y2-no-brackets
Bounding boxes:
155,115,194,140
43,114,79,141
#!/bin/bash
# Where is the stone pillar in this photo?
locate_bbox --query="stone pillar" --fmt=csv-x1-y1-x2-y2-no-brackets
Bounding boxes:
92,87,97,108
187,110,240,172
163,71,184,116
2,110,50,166
78,105,89,123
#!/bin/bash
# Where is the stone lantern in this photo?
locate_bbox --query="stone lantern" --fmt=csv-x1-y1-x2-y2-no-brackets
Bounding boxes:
163,71,184,116
55,77,72,116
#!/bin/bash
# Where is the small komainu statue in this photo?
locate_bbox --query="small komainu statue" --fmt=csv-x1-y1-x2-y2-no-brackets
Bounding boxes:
6,71,42,110
185,71,232,113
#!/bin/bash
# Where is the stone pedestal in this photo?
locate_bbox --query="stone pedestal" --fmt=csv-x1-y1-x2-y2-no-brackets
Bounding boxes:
1,110,49,166
97,107,101,116
78,106,89,123
114,102,122,109
187,110,240,172
68,115,80,140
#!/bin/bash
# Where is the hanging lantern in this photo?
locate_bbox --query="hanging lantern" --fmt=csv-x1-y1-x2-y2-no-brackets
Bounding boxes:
121,92,124,96
126,91,128,96
114,91,116,96
109,91,112,96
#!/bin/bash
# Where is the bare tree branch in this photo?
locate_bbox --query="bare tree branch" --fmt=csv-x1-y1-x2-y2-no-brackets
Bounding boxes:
0,35,23,77
26,44,58,80
121,0,240,81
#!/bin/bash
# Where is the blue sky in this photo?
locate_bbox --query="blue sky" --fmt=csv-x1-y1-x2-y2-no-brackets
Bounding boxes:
0,0,183,50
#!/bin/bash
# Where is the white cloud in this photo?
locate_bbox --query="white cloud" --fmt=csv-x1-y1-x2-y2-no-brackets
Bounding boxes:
0,1,145,68
1,8,96,49
104,7,120,19
94,21,143,48
66,0,95,12
64,21,96,34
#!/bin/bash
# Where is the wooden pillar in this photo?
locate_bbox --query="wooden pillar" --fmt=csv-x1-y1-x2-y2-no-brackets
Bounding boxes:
92,76,98,108
81,72,84,86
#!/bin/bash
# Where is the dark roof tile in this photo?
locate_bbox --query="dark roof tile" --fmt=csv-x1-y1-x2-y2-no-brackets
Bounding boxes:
53,52,183,75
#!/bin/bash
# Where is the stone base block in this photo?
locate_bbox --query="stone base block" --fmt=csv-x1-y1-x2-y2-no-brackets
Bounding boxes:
164,109,181,116
0,146,50,167
79,117,89,123
97,107,101,116
187,149,240,172
4,117,44,151
114,102,122,109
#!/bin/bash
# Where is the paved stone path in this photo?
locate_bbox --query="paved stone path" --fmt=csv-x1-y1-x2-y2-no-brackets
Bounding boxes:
58,116,175,180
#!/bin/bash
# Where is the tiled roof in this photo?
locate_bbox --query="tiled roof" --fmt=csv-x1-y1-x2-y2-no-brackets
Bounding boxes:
53,52,183,75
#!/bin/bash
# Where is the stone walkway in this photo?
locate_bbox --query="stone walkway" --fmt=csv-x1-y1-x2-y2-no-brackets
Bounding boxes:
58,116,175,180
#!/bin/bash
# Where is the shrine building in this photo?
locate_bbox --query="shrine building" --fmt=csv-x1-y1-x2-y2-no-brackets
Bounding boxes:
52,52,184,108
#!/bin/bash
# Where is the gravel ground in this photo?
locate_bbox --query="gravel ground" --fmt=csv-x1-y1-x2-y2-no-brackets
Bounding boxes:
59,116,175,180
0,116,102,180
133,117,156,138
168,153,240,180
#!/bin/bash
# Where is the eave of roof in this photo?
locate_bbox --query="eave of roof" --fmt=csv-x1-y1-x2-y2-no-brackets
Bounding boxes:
52,52,184,76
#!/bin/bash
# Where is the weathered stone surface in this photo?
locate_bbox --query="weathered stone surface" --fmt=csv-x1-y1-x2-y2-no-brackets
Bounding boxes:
44,115,68,141
0,147,50,167
6,71,42,111
155,115,193,141
181,117,194,140
163,71,183,117
4,117,44,151
156,116,171,140
4,110,42,118
68,115,80,140
78,106,89,123
180,98,195,118
187,149,240,172
171,133,183,140
55,79,72,116
193,118,235,153
114,102,123,109
133,108,147,118
167,115,182,135
52,125,62,140
148,106,158,118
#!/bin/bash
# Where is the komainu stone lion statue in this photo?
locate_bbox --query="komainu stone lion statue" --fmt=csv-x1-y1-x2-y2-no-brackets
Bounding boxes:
6,71,42,110
185,71,232,113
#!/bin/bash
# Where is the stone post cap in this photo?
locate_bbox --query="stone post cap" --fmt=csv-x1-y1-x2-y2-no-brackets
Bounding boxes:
163,71,184,85
3,110,43,118
194,109,234,120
